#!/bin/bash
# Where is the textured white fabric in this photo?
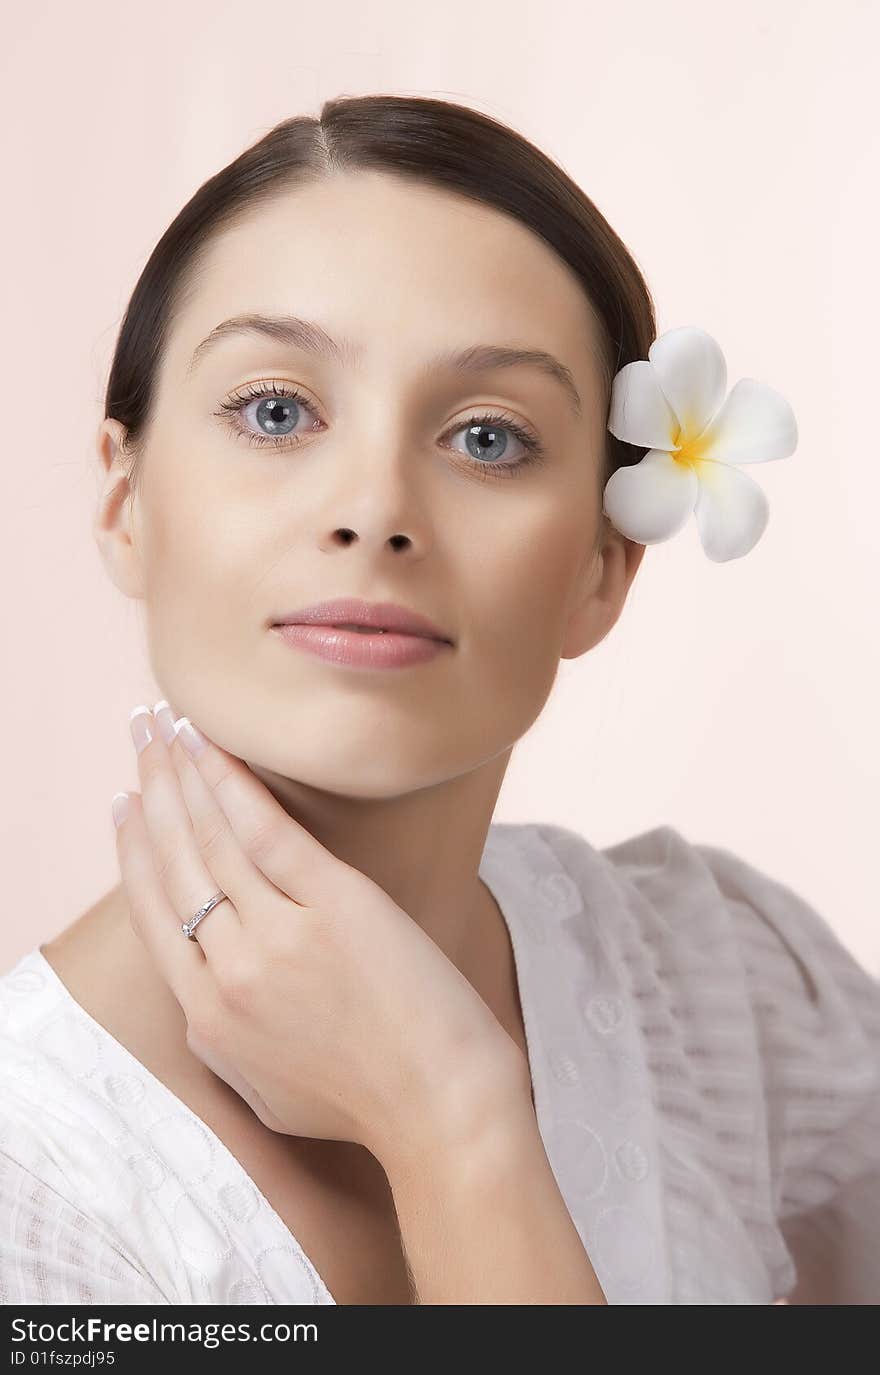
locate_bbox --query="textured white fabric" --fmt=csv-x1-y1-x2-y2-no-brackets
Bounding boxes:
0,822,877,1305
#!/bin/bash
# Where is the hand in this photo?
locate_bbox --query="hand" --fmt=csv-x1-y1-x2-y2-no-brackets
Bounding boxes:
112,703,527,1165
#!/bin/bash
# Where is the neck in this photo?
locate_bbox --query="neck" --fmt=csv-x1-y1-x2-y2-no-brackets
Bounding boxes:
242,745,514,974
66,743,523,1071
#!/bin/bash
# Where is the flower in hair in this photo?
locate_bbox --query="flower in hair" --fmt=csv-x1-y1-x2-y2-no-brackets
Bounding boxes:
602,325,798,562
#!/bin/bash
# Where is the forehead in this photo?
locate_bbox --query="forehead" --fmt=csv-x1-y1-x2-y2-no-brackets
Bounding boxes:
169,170,605,406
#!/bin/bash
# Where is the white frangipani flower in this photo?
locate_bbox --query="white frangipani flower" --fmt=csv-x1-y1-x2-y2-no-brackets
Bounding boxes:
602,326,798,562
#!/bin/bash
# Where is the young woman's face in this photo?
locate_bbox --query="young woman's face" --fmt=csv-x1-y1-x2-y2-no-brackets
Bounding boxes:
101,169,638,798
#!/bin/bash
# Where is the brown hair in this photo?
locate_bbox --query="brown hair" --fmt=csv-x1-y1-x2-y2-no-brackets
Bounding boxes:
104,94,656,540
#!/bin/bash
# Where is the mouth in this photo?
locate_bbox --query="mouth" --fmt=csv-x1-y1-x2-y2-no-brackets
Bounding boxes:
272,620,453,644
271,598,455,645
270,620,452,670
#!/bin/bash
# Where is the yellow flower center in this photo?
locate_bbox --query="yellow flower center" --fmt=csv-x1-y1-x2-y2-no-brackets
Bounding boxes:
670,415,713,469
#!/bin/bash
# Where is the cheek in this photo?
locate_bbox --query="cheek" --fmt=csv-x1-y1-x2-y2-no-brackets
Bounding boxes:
452,501,592,746
139,466,267,644
473,502,592,662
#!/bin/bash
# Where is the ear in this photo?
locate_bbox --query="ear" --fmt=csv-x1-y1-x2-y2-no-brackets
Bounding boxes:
93,418,147,599
559,520,646,661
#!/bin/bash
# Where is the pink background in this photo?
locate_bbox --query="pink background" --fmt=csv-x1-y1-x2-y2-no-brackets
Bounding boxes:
2,2,877,975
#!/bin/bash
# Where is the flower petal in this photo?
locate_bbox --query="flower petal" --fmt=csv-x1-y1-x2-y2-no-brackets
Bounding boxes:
602,449,699,544
648,326,728,439
607,360,680,450
693,459,770,561
696,377,798,465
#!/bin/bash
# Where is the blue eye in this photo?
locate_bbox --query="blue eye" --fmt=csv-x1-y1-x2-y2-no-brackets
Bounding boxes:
215,382,319,445
214,381,548,480
445,417,543,475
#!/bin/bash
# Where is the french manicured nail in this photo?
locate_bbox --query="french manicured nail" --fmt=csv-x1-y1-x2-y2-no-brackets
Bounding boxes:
111,792,131,828
153,700,177,745
129,705,154,754
174,716,207,759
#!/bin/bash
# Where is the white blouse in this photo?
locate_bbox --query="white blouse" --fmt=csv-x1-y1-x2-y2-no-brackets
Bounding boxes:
1,822,878,1305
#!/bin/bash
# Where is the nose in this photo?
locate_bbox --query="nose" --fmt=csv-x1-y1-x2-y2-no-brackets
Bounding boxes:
330,527,413,552
316,424,433,556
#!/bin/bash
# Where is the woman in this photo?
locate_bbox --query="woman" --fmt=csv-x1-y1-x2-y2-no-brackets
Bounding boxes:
1,94,877,1306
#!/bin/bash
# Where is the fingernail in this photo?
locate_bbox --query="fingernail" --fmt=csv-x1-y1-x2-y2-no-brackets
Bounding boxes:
153,700,177,746
173,716,207,759
112,792,131,828
129,705,154,754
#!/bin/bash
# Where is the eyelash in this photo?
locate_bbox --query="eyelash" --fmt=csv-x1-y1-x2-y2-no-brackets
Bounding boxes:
213,380,547,480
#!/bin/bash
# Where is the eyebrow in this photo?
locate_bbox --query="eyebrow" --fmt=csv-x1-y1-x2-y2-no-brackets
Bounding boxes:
186,312,583,418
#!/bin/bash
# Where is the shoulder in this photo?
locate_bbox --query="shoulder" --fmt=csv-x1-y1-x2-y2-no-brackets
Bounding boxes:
530,820,880,1220
0,1146,168,1305
0,947,139,1211
531,819,879,1016
531,818,723,906
527,819,756,952
534,818,879,1029
0,953,172,1304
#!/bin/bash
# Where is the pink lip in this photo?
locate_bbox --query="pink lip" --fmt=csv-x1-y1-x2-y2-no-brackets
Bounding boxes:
271,623,451,669
272,597,453,643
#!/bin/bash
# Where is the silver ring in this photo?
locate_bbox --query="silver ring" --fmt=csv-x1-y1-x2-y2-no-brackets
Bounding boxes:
181,891,230,940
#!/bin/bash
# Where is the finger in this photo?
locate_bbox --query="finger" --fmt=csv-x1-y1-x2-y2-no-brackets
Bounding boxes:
131,704,242,963
114,789,208,1014
152,700,286,947
171,714,346,913
186,1028,290,1132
